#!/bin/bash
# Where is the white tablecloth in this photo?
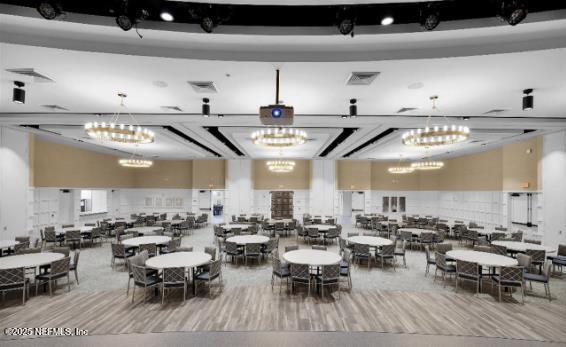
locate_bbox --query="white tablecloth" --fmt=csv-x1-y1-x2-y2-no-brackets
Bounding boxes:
145,252,212,269
0,253,64,270
122,236,171,247
283,250,341,266
226,235,269,245
347,236,392,247
446,250,518,267
125,226,164,234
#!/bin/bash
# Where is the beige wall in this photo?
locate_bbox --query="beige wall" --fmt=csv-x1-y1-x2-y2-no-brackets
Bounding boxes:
253,160,311,190
31,138,226,189
502,136,541,191
337,160,371,190
192,159,226,189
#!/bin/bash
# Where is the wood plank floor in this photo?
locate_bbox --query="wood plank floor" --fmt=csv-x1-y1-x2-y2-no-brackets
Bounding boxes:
1,285,565,342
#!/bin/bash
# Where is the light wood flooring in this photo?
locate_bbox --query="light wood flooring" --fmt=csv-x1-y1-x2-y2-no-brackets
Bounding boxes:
1,284,565,342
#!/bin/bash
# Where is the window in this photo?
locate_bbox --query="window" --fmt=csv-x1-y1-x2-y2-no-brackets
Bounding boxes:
80,190,108,214
383,196,406,213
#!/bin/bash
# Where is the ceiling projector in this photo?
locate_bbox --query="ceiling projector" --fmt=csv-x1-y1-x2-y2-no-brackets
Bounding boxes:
260,69,294,126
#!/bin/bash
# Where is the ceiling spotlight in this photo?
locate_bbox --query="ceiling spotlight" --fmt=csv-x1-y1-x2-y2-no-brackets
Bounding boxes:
160,11,174,22
202,98,210,117
37,1,63,20
381,16,394,26
341,115,348,119
218,114,224,118
116,15,133,31
337,8,355,37
420,3,440,31
522,89,534,111
498,0,528,26
116,4,149,31
349,98,357,118
12,81,25,104
463,116,470,121
201,16,215,33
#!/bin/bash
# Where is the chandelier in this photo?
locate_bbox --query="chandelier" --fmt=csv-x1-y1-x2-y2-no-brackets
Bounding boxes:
85,93,155,144
402,96,470,147
118,158,153,168
266,160,296,173
411,161,444,170
388,155,414,174
252,128,307,147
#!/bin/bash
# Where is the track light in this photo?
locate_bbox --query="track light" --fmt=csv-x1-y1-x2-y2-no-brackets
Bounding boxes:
115,3,149,31
13,81,25,104
201,16,215,33
160,11,174,22
498,0,528,26
37,1,63,20
349,99,357,118
202,98,210,117
522,89,533,111
337,8,355,37
381,16,394,26
420,3,440,31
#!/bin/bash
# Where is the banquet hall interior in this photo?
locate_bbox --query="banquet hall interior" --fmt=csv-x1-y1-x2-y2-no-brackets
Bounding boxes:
0,0,566,346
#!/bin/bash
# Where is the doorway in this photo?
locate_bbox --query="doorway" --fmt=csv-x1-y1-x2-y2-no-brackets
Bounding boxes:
211,190,225,221
342,191,353,217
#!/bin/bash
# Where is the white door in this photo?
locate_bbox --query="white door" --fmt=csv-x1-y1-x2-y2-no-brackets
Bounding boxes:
342,191,352,217
198,190,212,213
58,190,74,224
352,192,365,213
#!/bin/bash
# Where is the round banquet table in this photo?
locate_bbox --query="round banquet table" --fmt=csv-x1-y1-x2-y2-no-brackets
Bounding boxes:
283,250,341,267
266,219,294,225
121,236,171,247
347,236,392,247
222,224,250,231
306,224,334,232
146,251,212,295
125,226,164,234
0,240,19,250
446,250,518,268
56,226,95,234
399,228,437,236
0,252,64,270
226,235,269,245
491,241,556,253
156,219,184,226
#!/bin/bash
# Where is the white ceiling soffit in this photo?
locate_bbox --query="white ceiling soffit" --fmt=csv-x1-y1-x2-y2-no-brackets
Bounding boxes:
1,9,566,62
170,0,435,4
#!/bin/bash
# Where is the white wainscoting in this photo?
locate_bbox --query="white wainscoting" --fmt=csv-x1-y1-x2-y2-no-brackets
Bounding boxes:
118,188,193,216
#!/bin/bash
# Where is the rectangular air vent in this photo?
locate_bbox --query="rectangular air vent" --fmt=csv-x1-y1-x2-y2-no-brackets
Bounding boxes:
42,104,69,111
346,72,380,86
6,68,54,82
187,81,218,93
161,106,183,112
483,109,508,115
397,107,418,113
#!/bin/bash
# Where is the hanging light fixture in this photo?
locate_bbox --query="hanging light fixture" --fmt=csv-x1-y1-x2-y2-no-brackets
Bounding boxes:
119,158,153,168
252,128,307,147
388,155,414,174
266,160,296,173
402,96,470,147
411,160,444,170
84,93,155,144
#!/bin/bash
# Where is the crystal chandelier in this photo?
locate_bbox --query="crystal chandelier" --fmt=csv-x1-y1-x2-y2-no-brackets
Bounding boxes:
402,96,470,147
411,161,444,170
252,128,307,147
266,160,296,173
388,155,414,174
118,158,153,168
85,93,155,144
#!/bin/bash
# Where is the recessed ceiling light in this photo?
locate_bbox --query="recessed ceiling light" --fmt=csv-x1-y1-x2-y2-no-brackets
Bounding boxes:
152,80,168,88
408,82,424,90
381,16,394,26
160,11,174,22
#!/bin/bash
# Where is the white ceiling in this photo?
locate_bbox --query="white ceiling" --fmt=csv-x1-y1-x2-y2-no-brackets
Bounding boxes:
1,18,566,161
170,0,436,4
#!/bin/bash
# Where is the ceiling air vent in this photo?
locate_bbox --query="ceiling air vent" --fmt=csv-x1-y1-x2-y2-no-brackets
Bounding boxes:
5,68,54,82
161,106,183,112
187,81,218,93
483,109,508,115
397,107,418,113
346,72,380,86
42,104,69,111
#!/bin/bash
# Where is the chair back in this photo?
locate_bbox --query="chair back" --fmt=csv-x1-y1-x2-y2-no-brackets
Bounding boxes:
353,243,370,255
272,255,283,273
50,246,70,257
342,249,352,264
0,267,25,287
558,244,566,257
139,243,157,255
225,241,239,254
163,267,185,284
436,243,452,254
208,259,222,278
51,257,71,276
473,245,492,253
73,250,80,267
131,263,149,284
17,248,41,254
339,238,346,252
307,228,319,238
177,247,194,252
167,239,178,252
111,243,126,257
500,266,524,283
45,230,57,242
347,232,358,238
516,253,531,269
511,231,523,241
285,245,299,252
205,246,217,260
65,229,81,241
62,224,74,228
491,244,507,256
524,239,542,245
232,228,241,236
435,252,447,269
14,241,30,253
526,249,545,263
456,260,479,277
312,245,327,251
290,263,310,280
245,243,262,255
91,227,102,239
420,232,434,243
490,232,506,242
321,264,340,280
380,244,395,256
542,261,552,279
401,231,412,242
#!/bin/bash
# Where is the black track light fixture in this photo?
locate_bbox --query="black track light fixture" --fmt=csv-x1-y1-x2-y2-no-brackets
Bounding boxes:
337,7,355,37
202,98,210,117
498,0,528,26
37,1,63,20
349,99,357,118
522,89,533,111
13,81,25,104
115,1,149,32
201,16,216,33
420,3,440,31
